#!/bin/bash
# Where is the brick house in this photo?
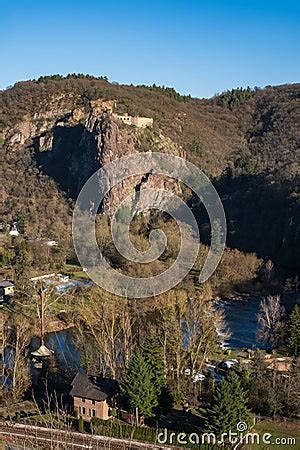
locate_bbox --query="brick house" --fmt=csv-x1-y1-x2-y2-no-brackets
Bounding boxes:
70,372,118,421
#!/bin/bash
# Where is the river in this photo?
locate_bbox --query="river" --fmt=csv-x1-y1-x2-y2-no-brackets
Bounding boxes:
217,294,297,350
36,294,298,369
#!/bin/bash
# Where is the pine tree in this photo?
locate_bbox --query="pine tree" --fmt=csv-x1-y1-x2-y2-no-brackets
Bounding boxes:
13,240,32,289
287,305,300,356
14,241,30,279
207,371,252,437
142,334,173,411
120,350,158,418
16,212,27,234
142,334,166,394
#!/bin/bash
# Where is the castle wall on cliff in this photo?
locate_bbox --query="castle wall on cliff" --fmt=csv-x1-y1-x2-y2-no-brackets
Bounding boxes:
112,112,153,128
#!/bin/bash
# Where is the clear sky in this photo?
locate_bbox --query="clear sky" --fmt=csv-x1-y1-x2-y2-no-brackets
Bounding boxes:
0,0,299,98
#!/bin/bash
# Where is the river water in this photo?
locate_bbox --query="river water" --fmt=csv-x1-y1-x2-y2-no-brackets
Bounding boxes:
37,294,298,369
217,295,297,350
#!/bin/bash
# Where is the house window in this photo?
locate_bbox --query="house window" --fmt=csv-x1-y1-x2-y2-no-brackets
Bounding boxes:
92,400,95,405
82,398,85,402
82,407,86,415
92,409,96,417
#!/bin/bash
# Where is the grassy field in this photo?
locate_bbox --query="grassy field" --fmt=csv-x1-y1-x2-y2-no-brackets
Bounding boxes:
64,263,90,280
244,420,299,449
69,270,90,280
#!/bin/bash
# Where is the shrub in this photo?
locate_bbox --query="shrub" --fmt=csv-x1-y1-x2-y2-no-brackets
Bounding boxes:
78,417,84,432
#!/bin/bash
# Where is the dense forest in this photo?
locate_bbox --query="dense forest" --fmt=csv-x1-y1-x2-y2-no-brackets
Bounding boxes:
0,75,299,283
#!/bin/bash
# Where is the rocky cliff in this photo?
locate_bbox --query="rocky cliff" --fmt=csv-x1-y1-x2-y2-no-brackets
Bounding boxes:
2,98,182,218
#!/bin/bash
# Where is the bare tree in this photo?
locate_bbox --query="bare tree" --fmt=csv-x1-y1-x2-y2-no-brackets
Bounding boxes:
184,295,230,373
154,290,186,395
257,295,286,348
75,287,136,377
7,312,32,401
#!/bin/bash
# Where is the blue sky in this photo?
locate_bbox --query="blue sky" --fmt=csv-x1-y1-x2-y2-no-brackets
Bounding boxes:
0,0,299,97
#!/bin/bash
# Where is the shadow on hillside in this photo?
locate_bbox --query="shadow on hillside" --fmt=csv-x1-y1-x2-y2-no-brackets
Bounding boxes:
34,124,99,198
196,172,300,277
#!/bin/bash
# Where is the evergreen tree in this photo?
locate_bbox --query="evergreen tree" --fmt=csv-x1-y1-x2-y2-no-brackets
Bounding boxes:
159,384,174,411
142,334,166,394
142,334,173,411
13,240,31,288
243,356,273,416
120,350,158,418
207,371,252,437
286,305,300,356
16,211,27,234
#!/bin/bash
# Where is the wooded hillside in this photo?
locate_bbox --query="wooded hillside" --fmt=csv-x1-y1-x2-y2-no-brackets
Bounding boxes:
0,76,299,280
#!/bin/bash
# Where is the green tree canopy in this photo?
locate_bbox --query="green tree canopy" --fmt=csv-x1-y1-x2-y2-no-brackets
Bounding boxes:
286,305,300,357
120,350,158,418
207,371,252,437
13,240,32,289
142,334,166,394
141,334,174,411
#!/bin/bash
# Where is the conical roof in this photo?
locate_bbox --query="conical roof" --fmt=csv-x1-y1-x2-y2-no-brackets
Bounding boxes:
31,344,53,357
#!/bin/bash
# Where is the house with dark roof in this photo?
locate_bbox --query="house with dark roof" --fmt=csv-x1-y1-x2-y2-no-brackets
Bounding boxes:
0,280,14,305
0,280,14,297
70,372,118,421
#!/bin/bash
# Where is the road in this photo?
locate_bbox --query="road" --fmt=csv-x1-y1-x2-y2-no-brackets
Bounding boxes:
0,422,177,449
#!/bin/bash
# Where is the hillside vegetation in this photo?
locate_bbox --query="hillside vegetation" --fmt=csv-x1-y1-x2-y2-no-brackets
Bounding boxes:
0,76,299,282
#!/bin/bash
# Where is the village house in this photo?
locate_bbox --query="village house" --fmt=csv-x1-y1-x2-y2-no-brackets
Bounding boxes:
8,222,19,237
45,239,58,247
70,372,118,421
0,280,14,297
265,356,292,372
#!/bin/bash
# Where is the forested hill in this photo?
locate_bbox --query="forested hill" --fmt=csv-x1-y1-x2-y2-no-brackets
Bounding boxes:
1,77,299,180
0,76,299,280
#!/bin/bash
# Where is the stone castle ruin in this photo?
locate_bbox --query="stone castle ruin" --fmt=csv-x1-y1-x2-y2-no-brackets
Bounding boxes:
90,99,153,128
112,112,153,128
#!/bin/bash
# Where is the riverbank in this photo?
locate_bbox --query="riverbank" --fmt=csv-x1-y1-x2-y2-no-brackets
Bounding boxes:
33,319,74,335
216,293,297,350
